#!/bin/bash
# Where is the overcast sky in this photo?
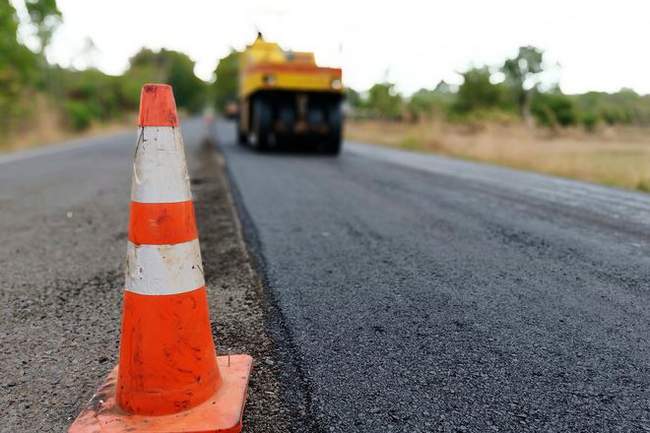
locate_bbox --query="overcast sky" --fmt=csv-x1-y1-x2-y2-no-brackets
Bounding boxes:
13,0,650,95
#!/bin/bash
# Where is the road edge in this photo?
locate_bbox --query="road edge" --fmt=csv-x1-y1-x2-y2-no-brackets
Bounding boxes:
216,139,328,433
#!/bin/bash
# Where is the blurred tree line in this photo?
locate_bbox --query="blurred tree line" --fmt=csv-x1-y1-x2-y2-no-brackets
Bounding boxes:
343,47,650,131
212,49,239,113
1,0,208,140
48,48,207,130
4,0,650,143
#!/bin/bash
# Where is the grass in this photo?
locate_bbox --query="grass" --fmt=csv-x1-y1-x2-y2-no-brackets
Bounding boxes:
345,119,650,193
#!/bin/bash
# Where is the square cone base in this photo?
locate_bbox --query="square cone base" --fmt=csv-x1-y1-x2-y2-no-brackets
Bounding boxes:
68,354,253,433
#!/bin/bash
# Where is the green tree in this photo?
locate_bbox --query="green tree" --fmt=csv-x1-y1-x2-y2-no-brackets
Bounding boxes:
167,53,206,113
0,0,37,84
580,111,599,132
502,46,544,123
0,0,39,133
25,0,62,96
212,49,240,112
24,0,62,54
345,87,362,110
406,80,455,120
126,48,207,113
573,88,650,126
366,82,402,119
531,91,577,128
59,67,124,129
407,89,436,120
453,67,507,114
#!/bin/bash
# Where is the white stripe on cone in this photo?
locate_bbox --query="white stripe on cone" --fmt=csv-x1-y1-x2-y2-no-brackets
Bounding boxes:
125,239,205,295
131,127,192,204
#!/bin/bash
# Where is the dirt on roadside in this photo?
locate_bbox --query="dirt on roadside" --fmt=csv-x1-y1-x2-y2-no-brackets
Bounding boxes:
189,138,293,433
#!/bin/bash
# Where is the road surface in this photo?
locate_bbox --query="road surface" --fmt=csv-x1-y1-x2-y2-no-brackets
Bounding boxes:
2,119,649,432
0,120,290,433
216,120,650,433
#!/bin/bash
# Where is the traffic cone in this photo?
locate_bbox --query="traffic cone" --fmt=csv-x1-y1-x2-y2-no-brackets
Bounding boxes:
68,84,252,433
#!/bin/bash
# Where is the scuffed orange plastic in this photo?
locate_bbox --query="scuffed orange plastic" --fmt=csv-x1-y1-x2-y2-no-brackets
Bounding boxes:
68,355,252,433
116,287,220,415
129,201,197,245
138,84,179,127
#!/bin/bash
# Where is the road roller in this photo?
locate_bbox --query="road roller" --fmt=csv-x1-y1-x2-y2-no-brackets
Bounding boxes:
238,34,344,154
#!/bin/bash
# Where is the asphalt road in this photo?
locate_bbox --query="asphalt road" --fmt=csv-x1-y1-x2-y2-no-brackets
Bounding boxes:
2,119,649,432
215,120,650,433
0,119,291,433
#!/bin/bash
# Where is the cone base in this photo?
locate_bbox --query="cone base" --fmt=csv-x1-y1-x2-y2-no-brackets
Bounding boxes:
68,355,252,433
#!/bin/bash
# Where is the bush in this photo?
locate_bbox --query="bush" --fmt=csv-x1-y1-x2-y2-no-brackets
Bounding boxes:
64,100,94,130
126,48,208,114
212,50,239,113
406,85,453,121
581,112,599,132
531,92,577,127
452,67,512,115
573,90,650,126
366,82,403,119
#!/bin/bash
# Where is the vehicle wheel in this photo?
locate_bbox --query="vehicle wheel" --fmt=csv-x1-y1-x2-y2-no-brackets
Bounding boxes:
236,122,247,146
322,134,342,155
322,102,342,155
238,131,247,146
251,97,272,151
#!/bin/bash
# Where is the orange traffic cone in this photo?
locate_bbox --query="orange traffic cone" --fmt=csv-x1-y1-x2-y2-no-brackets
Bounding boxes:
68,84,252,433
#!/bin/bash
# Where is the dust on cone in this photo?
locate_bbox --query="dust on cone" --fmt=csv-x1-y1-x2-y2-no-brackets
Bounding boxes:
68,84,252,433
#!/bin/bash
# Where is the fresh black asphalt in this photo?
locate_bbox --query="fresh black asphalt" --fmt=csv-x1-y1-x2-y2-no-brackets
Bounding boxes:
216,120,650,433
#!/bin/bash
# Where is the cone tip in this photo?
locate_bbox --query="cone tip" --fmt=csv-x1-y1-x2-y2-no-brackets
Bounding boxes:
138,83,178,127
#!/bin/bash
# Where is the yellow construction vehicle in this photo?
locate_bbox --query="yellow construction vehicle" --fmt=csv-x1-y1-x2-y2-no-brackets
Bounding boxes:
237,34,344,154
